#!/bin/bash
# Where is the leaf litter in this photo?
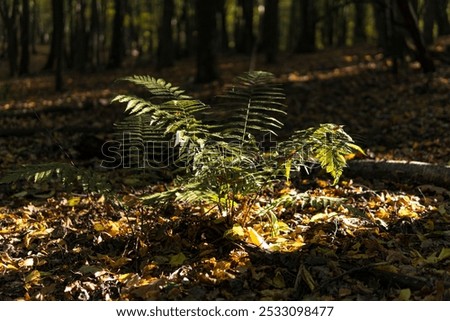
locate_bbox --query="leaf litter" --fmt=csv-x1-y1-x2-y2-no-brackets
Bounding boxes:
1,46,450,300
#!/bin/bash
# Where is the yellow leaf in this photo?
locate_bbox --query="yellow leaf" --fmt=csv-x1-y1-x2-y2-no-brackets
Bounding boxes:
224,224,245,239
66,197,81,207
19,258,34,268
93,222,105,232
117,273,139,284
398,207,419,219
110,256,131,268
105,221,120,237
284,159,292,182
93,221,120,237
398,288,411,300
310,213,329,222
25,270,41,284
169,252,186,267
248,227,269,249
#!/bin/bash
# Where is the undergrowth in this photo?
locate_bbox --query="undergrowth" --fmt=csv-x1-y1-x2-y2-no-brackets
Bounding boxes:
0,71,364,238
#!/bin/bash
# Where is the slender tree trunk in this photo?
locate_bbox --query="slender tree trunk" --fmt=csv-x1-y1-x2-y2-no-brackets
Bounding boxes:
436,0,450,36
30,0,37,54
423,0,435,45
52,0,64,91
217,0,229,52
263,0,278,64
373,0,388,49
73,0,88,71
295,0,316,53
235,0,254,54
195,0,218,83
90,0,100,69
323,0,334,47
396,0,435,73
107,0,125,69
337,6,347,47
19,0,30,75
0,0,20,77
157,0,174,69
288,0,300,51
353,2,366,44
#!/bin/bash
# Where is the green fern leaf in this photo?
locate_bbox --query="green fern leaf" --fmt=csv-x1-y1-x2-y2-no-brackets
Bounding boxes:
217,71,286,146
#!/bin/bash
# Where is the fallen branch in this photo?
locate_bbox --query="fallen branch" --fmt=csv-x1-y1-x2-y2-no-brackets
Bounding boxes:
345,159,450,187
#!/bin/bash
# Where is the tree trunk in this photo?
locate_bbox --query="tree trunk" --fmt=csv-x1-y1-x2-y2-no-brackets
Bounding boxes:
337,6,347,47
19,0,30,75
263,0,279,64
107,0,125,69
30,0,38,54
0,0,19,77
423,0,435,45
195,0,218,83
295,0,316,53
52,0,64,91
157,0,174,70
217,0,229,52
288,0,300,51
436,0,450,36
73,0,89,71
235,0,254,54
396,0,435,73
373,0,388,49
353,2,366,44
89,0,100,69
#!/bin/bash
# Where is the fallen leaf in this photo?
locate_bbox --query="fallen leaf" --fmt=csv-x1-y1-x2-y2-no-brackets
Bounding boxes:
398,288,411,300
248,227,270,249
169,252,187,267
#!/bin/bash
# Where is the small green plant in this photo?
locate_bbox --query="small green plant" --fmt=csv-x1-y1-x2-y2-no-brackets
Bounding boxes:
0,162,109,193
112,71,364,225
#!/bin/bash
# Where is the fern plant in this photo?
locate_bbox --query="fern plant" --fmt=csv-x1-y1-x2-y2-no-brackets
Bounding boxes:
112,71,364,225
0,162,109,192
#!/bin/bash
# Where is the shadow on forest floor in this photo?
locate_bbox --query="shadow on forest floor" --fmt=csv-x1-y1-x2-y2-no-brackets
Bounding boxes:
0,45,449,300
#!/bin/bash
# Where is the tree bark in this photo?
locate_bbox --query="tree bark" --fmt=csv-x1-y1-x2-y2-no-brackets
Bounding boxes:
235,0,254,54
295,0,316,53
52,0,64,91
436,0,450,36
73,0,89,71
89,0,100,69
107,0,125,69
262,0,279,64
217,0,229,52
157,0,174,70
353,2,366,44
396,0,435,73
0,0,19,77
19,0,30,75
423,0,435,45
345,159,450,188
195,0,218,83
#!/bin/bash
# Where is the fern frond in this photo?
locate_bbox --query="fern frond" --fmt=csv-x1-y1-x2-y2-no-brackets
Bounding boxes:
281,123,364,184
0,163,109,192
118,75,192,101
217,71,286,146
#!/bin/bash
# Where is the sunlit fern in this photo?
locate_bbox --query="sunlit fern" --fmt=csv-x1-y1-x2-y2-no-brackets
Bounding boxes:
0,71,364,227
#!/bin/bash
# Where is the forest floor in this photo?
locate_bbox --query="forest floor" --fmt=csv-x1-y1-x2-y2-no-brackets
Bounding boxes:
0,44,449,300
